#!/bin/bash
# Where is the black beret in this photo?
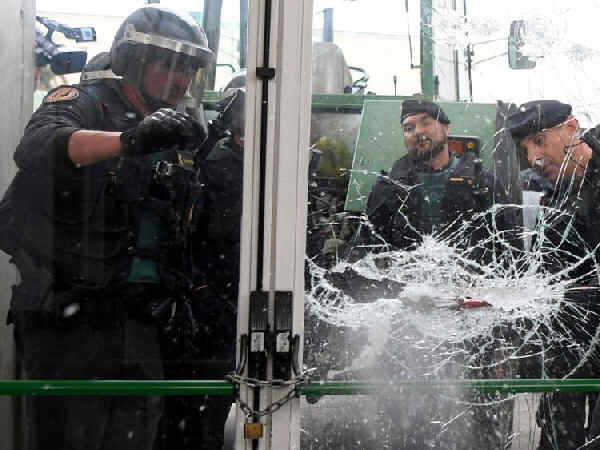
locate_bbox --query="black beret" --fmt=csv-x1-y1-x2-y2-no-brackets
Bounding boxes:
401,99,450,125
506,100,572,141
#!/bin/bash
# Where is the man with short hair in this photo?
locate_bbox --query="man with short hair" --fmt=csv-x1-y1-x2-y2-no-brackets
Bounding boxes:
507,100,600,450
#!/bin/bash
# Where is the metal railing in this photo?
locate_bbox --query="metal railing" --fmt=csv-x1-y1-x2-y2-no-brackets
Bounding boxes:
1,379,600,396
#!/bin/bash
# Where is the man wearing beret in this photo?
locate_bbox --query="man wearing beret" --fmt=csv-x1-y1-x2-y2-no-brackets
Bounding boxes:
366,99,518,261
363,100,519,449
507,100,600,450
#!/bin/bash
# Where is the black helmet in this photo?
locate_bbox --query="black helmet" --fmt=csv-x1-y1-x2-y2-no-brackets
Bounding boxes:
218,70,247,137
110,6,213,108
217,87,245,138
223,69,247,91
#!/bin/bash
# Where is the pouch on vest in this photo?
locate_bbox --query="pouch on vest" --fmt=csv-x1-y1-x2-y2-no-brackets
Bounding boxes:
7,248,54,324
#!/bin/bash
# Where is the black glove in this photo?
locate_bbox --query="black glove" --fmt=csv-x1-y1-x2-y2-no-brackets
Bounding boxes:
120,108,206,156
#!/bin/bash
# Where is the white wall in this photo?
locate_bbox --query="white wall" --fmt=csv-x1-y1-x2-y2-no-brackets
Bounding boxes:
0,0,35,448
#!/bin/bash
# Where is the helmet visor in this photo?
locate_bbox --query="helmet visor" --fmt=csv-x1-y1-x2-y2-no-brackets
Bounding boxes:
123,27,213,66
178,68,206,111
136,46,203,106
122,27,213,106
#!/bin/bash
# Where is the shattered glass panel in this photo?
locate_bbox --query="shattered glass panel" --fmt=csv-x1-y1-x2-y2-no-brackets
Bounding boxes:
304,1,600,449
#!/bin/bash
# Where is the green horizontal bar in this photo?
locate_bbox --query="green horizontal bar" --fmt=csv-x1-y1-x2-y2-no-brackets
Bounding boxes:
1,379,600,397
301,379,600,396
203,91,412,111
310,94,410,112
202,90,221,105
0,380,234,396
203,91,373,109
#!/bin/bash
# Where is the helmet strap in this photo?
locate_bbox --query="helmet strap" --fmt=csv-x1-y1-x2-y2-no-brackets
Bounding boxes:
120,80,150,116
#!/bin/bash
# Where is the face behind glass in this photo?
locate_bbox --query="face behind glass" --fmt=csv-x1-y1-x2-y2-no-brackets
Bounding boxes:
402,112,449,157
142,60,194,107
519,124,575,182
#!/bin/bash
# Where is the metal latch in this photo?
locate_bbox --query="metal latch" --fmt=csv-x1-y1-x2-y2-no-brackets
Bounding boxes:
274,291,293,380
249,291,269,380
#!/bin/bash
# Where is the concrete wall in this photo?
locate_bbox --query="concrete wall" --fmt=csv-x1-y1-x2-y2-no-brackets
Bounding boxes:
0,0,35,449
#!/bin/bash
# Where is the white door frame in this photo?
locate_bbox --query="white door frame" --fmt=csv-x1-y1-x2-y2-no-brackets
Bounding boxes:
234,0,313,448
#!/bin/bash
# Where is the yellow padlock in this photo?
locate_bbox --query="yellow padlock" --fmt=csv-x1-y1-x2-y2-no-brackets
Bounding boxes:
244,422,264,440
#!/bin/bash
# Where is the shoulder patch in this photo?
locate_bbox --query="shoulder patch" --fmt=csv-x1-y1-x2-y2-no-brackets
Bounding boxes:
44,87,79,104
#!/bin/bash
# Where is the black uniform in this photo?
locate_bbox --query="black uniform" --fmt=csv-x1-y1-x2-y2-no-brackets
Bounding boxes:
7,79,187,450
155,136,242,450
533,126,600,450
366,150,519,259
194,136,242,445
197,136,244,314
507,100,600,449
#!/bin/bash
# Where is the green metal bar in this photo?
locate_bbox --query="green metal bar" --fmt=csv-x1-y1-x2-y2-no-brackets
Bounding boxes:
420,0,435,99
0,380,234,396
310,94,409,111
216,63,237,74
203,91,411,111
302,379,600,396
2,379,600,397
202,90,221,106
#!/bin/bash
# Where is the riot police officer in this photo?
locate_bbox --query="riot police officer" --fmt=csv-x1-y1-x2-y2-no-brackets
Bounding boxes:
3,7,213,450
155,87,246,450
198,87,245,309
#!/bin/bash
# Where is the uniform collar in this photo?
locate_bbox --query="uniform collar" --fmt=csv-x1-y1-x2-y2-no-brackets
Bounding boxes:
118,80,149,117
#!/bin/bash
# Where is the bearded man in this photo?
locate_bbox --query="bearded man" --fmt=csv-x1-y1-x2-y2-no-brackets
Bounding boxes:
366,99,517,257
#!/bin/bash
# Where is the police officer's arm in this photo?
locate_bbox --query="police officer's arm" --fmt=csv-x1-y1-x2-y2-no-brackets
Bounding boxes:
70,108,205,166
15,87,204,171
67,110,206,166
67,130,122,167
14,87,103,172
365,176,413,249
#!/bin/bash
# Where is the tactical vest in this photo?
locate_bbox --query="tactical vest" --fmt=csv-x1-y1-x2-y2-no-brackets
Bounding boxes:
367,153,488,250
416,157,459,233
401,155,483,234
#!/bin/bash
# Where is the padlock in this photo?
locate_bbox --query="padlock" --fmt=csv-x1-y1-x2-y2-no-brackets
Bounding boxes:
244,422,264,440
